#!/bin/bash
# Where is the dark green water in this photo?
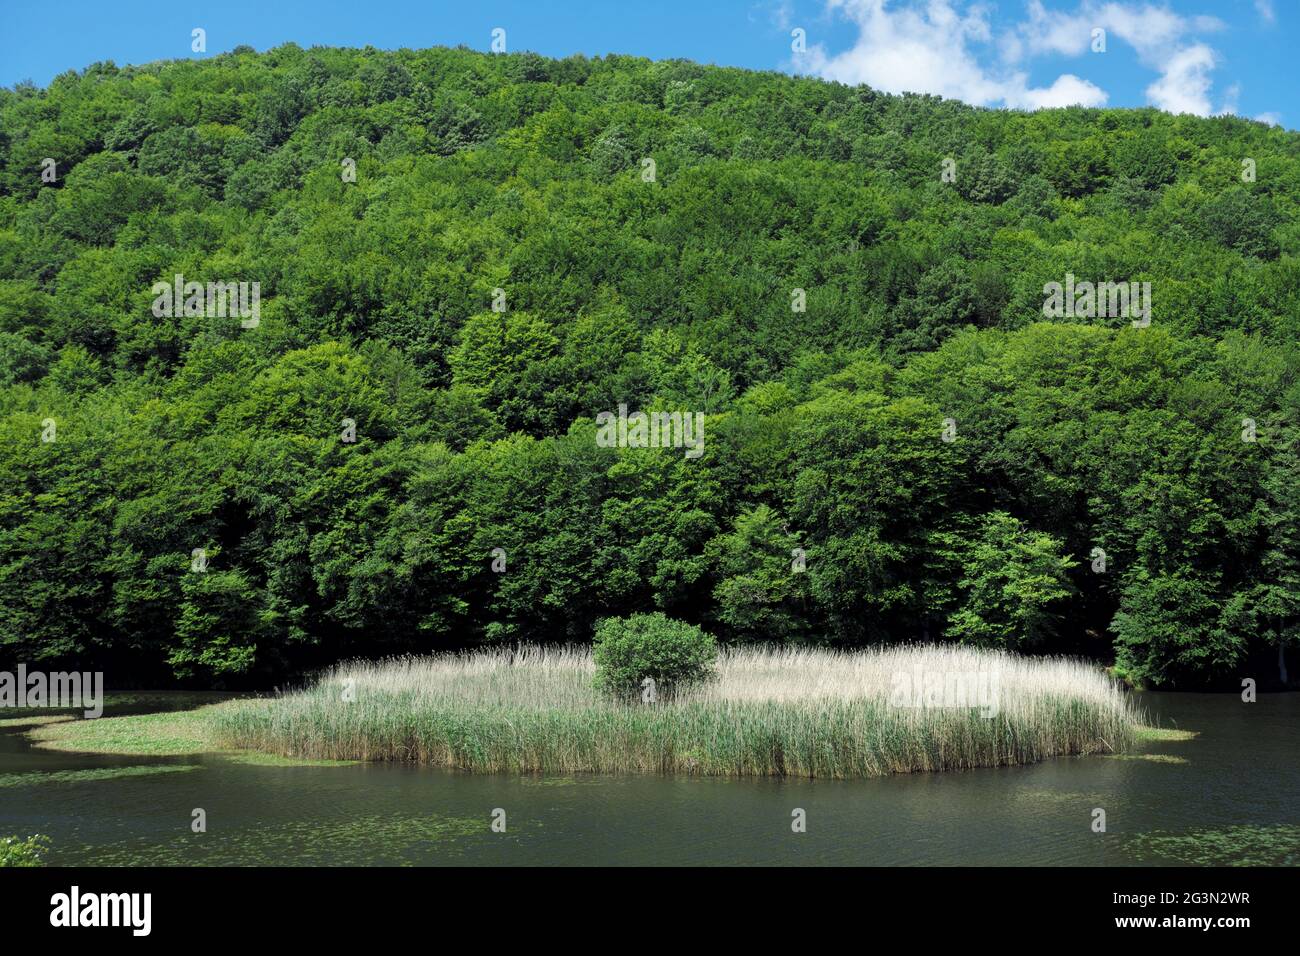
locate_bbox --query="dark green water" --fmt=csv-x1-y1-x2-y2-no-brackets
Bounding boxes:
2,692,1296,866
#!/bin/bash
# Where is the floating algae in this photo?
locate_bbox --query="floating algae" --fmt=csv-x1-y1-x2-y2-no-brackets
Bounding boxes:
0,765,198,788
1126,825,1300,866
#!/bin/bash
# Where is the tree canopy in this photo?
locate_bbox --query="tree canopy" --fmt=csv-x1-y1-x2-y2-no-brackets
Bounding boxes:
1,44,1297,688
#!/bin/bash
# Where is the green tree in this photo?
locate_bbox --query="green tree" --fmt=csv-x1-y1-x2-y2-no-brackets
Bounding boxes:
932,512,1076,651
706,505,810,643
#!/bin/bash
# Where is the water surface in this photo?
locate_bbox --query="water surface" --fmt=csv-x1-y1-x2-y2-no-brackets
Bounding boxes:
1,692,1296,865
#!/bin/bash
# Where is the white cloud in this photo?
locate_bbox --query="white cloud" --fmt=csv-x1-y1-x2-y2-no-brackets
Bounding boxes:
1016,1,1228,116
805,0,1107,109
1145,43,1217,115
1023,73,1112,109
807,1,1247,118
1017,1,1225,63
1255,111,1282,126
1018,0,1093,57
1255,0,1275,25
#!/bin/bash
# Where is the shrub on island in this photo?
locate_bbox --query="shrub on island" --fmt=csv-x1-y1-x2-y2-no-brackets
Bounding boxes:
593,613,718,699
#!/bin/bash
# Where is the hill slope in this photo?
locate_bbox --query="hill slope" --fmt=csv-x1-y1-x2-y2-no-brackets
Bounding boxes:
1,45,1297,687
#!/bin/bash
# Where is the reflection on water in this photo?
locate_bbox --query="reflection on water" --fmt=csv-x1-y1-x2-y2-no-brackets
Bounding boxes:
1,692,1296,866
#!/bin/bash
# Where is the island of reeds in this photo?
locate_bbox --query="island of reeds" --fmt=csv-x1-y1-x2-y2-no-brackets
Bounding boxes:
210,644,1141,778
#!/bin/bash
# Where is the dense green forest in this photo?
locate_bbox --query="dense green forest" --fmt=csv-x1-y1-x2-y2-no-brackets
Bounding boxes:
1,44,1297,689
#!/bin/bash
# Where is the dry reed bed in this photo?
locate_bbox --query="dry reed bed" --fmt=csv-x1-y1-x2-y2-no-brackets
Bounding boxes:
211,644,1141,778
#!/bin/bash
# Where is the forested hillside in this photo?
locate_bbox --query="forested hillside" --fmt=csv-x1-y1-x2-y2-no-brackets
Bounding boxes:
1,44,1297,688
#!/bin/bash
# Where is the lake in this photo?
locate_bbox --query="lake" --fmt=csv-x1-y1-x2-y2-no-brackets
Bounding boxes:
2,691,1296,866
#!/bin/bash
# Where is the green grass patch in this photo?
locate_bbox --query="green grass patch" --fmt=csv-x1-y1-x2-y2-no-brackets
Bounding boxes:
17,702,355,766
26,708,224,756
0,714,75,729
217,752,358,767
1134,726,1199,742
2,691,235,722
1104,753,1189,764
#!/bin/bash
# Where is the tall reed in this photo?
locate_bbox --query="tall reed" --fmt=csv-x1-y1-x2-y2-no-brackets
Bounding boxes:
211,644,1141,779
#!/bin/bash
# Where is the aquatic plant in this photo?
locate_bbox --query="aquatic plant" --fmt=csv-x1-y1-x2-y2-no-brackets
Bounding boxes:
1126,825,1300,866
0,765,197,788
0,834,50,867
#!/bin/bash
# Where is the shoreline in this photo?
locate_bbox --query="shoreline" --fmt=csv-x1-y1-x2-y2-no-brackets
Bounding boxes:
3,698,355,767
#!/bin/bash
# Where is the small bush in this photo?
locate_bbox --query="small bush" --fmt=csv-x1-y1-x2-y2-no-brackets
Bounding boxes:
592,613,718,698
0,834,50,867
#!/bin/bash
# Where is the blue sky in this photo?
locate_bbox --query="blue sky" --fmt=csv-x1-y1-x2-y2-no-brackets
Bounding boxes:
0,0,1292,128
